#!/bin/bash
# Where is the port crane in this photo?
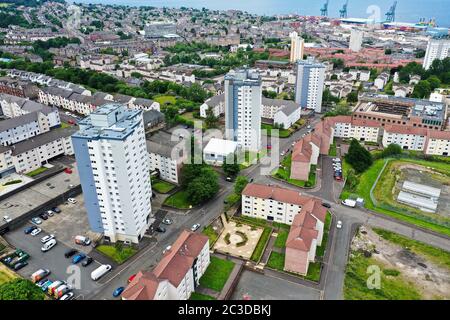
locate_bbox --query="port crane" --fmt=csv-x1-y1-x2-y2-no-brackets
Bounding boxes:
339,1,348,18
385,1,397,23
320,0,329,17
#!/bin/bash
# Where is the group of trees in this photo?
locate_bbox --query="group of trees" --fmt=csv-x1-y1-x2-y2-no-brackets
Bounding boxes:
32,37,81,61
345,139,373,174
222,154,241,178
180,164,219,205
0,279,45,300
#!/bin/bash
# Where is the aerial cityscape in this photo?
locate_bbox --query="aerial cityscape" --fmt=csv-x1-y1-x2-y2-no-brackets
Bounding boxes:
0,0,449,305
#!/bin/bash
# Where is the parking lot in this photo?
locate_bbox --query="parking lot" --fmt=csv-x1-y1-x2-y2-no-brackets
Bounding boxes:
37,194,99,254
3,225,103,299
231,270,321,300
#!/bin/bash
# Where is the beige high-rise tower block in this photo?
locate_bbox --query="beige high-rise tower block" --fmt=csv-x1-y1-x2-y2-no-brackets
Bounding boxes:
290,31,305,63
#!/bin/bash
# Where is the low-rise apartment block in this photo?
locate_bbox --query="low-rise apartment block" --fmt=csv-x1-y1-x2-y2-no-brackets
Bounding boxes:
242,184,326,275
122,230,210,300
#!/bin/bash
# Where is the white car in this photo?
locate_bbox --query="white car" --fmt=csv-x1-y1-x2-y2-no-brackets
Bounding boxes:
31,228,42,236
60,292,74,300
46,210,54,217
191,224,201,232
41,239,57,252
41,234,55,243
67,198,77,204
336,220,343,229
3,216,12,223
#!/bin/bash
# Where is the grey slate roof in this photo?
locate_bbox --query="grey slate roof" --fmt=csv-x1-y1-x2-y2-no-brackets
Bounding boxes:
143,110,164,126
0,111,39,132
204,93,224,107
113,93,134,104
146,131,182,158
10,127,77,156
262,97,300,116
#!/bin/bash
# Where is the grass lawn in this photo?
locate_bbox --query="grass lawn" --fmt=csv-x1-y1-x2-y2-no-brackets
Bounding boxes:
341,158,450,237
267,251,285,270
272,154,316,188
163,190,192,209
344,250,421,300
154,95,177,106
261,123,291,138
267,252,322,282
373,228,450,270
151,179,176,194
0,264,17,286
274,230,288,248
26,167,48,177
189,292,216,300
250,226,272,262
316,211,332,257
60,122,71,129
329,142,337,156
202,225,220,245
199,256,235,292
96,245,137,264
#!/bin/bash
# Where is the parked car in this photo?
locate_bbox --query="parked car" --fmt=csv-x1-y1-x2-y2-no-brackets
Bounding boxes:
31,228,42,236
82,256,93,267
91,264,112,281
113,286,125,297
41,280,53,291
41,239,57,252
41,234,55,243
128,274,136,283
191,224,201,232
155,226,166,233
52,207,61,213
32,217,42,225
36,279,48,288
24,226,37,234
39,213,48,220
75,235,91,246
13,261,28,271
46,210,54,217
226,176,233,182
3,216,12,223
322,203,331,209
162,218,173,225
64,249,78,258
72,253,86,264
67,198,77,204
60,292,75,300
336,220,343,229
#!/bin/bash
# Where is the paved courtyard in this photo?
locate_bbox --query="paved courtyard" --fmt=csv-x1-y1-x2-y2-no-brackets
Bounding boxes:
214,220,263,259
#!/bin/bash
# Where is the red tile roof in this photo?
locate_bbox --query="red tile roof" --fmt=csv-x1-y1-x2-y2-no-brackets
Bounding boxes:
384,124,427,136
427,129,450,140
242,183,312,207
121,271,163,300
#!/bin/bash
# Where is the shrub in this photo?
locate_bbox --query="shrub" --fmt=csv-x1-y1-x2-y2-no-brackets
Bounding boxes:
383,269,401,277
224,233,231,245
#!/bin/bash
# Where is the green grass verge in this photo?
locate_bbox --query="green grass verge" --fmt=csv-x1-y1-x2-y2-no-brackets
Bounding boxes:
329,142,337,156
267,252,321,282
163,190,192,209
373,228,450,270
261,123,291,138
0,264,17,286
189,292,216,300
60,122,71,129
96,245,137,264
202,225,219,245
25,167,48,177
154,95,177,106
151,179,176,194
344,250,422,300
274,230,288,248
341,158,450,237
316,211,332,257
250,227,272,262
199,256,235,292
272,154,316,187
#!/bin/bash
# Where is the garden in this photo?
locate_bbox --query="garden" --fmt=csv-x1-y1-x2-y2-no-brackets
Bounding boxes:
272,154,317,188
96,243,137,264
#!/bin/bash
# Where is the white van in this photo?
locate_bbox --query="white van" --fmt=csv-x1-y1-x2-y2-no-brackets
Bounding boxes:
91,264,112,281
41,239,57,252
341,199,357,208
75,235,91,246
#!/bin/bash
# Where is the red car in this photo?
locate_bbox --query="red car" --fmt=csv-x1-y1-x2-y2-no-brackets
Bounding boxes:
128,274,136,283
68,119,76,125
64,168,73,174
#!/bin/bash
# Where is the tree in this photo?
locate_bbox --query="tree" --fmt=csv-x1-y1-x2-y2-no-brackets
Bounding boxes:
0,279,45,300
345,139,373,173
412,80,431,99
426,75,441,91
205,108,219,129
347,91,359,103
222,154,240,178
234,176,249,195
381,143,403,158
384,48,392,55
185,166,219,205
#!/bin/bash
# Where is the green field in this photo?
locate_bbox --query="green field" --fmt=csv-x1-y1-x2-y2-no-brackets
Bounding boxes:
0,264,16,286
163,190,192,209
272,154,316,188
154,95,177,106
261,123,291,138
189,292,216,300
202,225,220,245
151,179,176,194
274,230,288,248
96,245,137,264
329,142,337,156
341,158,450,237
199,257,235,292
344,250,422,300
